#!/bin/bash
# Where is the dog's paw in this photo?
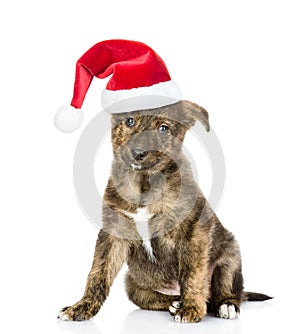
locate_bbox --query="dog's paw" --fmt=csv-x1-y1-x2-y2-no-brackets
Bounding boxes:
169,301,206,323
217,304,239,320
169,301,182,315
58,307,72,321
57,300,98,321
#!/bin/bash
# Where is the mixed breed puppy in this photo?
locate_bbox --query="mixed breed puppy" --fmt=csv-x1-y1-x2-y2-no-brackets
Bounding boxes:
58,101,271,323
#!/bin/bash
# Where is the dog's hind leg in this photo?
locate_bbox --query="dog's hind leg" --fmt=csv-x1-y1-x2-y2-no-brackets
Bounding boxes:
210,246,244,319
125,274,179,311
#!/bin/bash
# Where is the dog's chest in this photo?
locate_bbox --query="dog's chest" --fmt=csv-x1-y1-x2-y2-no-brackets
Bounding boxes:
124,208,155,261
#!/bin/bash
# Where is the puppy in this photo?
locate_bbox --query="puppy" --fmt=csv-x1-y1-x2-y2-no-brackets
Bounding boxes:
58,100,271,323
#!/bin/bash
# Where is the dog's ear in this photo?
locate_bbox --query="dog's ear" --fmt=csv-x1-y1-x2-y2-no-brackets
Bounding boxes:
182,100,210,132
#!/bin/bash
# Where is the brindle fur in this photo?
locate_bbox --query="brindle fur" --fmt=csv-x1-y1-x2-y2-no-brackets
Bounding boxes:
58,100,271,322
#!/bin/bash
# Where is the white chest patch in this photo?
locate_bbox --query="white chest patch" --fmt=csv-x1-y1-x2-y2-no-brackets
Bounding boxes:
124,208,155,261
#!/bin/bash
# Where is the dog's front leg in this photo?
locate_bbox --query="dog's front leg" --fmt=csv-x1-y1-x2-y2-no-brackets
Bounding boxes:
173,231,210,323
58,230,127,321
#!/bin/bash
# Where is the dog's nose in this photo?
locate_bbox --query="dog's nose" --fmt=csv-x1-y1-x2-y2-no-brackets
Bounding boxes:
131,148,148,161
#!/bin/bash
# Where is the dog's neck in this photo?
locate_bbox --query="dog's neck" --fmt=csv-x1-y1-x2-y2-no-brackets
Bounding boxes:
110,159,180,208
103,154,202,241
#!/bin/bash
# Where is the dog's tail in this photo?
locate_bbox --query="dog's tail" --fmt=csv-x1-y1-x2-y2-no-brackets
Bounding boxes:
243,291,273,301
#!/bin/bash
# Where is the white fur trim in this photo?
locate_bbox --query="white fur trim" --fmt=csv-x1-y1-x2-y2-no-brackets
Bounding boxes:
101,80,182,113
54,105,83,133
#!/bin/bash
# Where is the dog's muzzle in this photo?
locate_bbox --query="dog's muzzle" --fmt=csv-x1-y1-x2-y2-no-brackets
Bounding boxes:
130,148,149,171
131,148,149,161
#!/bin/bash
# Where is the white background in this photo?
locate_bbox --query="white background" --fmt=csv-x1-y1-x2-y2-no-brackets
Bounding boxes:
1,1,299,333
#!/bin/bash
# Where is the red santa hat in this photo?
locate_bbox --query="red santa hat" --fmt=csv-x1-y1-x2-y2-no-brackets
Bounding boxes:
54,39,182,133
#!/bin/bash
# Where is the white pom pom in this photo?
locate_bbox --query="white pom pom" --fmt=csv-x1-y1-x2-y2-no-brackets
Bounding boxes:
54,105,83,133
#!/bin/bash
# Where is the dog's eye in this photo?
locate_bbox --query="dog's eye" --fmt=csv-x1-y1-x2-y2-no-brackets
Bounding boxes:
125,117,135,127
159,124,169,134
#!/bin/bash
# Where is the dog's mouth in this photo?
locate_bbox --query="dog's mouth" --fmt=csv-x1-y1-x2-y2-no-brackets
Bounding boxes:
118,146,165,172
130,163,144,171
129,161,157,172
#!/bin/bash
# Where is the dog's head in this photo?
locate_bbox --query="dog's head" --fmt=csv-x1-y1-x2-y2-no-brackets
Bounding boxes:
111,100,210,173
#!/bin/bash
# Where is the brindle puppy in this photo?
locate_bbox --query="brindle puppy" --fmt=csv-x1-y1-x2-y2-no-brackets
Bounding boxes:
58,100,271,323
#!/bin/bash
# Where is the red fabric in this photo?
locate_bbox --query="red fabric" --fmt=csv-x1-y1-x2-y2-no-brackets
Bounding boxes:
70,40,171,109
